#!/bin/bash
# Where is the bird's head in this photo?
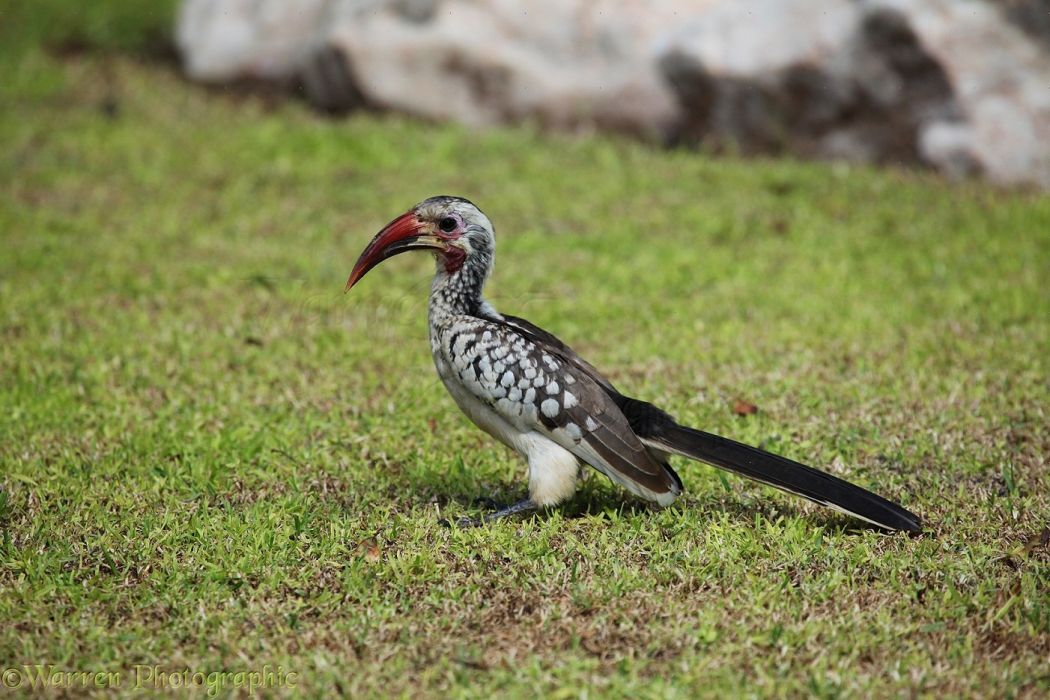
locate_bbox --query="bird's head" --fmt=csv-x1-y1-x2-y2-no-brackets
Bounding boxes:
345,196,494,292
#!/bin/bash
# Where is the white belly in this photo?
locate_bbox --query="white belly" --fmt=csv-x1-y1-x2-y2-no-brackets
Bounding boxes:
433,352,580,506
434,352,520,446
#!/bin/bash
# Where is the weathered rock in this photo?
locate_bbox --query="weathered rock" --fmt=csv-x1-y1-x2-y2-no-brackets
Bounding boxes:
316,0,687,137
176,0,1050,188
660,4,966,169
177,0,329,82
874,0,1050,188
994,0,1050,47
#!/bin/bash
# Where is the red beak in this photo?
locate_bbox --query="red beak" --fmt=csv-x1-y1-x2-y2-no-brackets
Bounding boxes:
344,211,446,292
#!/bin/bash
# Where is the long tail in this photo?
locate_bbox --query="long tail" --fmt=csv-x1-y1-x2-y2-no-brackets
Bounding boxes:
616,396,922,533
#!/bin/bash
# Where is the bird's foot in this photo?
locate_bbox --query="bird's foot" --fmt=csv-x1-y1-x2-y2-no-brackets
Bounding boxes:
441,498,538,528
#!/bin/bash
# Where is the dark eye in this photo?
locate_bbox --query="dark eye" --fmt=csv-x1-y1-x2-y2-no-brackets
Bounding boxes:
438,217,457,233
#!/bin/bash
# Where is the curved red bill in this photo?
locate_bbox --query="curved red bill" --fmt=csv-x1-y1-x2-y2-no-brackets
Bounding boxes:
344,211,424,292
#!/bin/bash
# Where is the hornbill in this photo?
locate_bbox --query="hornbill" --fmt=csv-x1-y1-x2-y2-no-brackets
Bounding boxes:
345,196,922,533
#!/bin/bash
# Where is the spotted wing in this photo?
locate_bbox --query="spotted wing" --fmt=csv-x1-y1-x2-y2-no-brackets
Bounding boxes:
448,320,682,505
498,313,618,394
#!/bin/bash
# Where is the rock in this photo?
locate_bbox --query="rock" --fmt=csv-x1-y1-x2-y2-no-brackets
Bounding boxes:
176,0,1050,189
920,121,981,179
995,0,1050,47
177,0,330,82
660,0,1050,187
659,4,964,167
317,0,684,136
298,44,367,114
873,0,1050,188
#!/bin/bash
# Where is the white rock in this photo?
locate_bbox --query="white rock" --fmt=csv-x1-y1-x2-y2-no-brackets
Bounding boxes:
176,0,1050,188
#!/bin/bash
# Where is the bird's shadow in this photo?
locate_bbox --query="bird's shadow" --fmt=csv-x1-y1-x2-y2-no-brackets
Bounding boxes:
397,469,899,535
397,467,650,520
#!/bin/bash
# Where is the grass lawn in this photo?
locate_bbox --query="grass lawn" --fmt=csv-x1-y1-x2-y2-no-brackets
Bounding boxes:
1,6,1048,698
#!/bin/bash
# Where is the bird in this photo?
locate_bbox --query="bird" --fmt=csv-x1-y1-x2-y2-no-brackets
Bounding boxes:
344,196,922,533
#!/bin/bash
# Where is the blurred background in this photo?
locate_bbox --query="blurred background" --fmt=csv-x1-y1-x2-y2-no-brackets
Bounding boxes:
6,0,1050,188
174,0,1050,189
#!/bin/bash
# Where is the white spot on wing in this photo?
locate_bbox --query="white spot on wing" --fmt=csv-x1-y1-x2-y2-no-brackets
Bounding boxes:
541,398,559,418
563,391,577,408
585,416,599,431
546,381,560,395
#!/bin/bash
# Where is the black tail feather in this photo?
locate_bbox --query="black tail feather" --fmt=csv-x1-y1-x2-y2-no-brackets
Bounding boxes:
615,396,921,533
653,424,921,532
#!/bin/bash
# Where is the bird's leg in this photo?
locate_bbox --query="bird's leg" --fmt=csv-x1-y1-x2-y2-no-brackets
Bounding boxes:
447,498,538,528
483,498,538,522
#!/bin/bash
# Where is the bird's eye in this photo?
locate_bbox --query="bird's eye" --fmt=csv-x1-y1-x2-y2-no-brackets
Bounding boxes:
438,217,458,233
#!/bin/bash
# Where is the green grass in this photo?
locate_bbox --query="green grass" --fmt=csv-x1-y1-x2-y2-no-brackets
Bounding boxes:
0,1,177,57
1,12,1049,698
